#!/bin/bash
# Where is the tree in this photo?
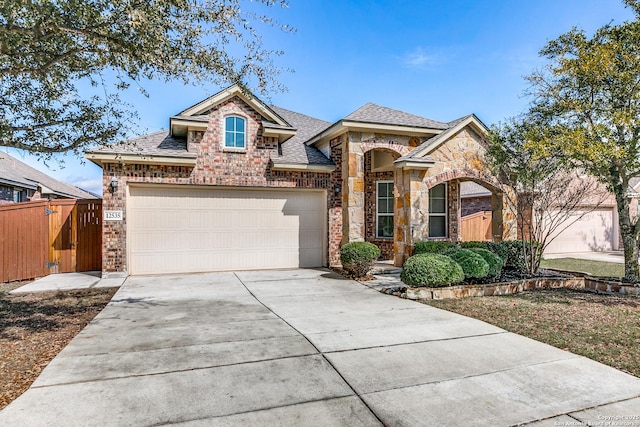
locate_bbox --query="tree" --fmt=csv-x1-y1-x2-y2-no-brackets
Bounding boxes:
487,116,607,275
0,0,291,158
526,0,640,280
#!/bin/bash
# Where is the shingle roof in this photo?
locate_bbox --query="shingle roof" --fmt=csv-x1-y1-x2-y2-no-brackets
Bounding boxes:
171,114,209,122
460,181,492,197
0,150,96,199
88,131,195,158
344,103,450,130
269,106,334,166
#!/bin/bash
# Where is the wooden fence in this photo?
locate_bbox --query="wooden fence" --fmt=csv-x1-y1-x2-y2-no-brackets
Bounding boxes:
461,210,492,242
0,199,102,283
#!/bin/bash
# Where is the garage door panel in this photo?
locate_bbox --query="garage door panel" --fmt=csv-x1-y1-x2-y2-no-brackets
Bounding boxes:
544,208,614,254
128,186,326,275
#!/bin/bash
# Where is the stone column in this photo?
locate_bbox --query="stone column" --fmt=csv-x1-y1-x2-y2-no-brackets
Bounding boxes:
394,167,429,266
492,189,518,242
343,132,365,243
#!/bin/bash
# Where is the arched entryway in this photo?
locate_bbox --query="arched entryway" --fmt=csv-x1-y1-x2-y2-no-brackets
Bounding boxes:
460,181,493,241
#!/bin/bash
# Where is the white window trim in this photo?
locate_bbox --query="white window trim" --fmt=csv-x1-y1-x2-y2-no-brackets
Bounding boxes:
428,182,448,238
223,115,247,149
376,180,394,239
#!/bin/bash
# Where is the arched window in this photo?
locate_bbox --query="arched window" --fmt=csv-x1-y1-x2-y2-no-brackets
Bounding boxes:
225,116,245,148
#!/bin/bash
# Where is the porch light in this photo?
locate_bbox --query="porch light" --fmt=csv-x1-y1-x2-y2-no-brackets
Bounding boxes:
110,176,118,192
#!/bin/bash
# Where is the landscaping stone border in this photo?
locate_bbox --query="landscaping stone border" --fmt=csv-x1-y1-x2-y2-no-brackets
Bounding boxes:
379,276,640,300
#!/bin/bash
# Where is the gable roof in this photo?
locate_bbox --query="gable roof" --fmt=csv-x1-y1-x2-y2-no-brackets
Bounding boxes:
398,114,488,162
344,103,450,130
0,151,96,199
176,84,290,127
304,103,453,147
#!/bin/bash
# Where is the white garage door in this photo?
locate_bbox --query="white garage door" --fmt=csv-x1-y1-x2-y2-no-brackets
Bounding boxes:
127,185,326,275
544,208,615,254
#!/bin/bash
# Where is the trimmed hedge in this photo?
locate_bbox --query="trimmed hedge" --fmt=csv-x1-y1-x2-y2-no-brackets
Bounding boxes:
467,247,503,278
441,248,490,280
340,242,381,278
460,241,509,266
414,241,456,255
401,253,464,288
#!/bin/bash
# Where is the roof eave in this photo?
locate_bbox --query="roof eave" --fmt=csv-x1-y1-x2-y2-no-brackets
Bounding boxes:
394,159,435,170
306,120,443,147
85,152,197,167
270,162,336,173
263,126,297,142
0,177,38,190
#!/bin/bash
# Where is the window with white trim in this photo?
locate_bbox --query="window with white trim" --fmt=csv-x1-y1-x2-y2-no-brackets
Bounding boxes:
428,183,447,238
224,116,246,148
376,181,394,238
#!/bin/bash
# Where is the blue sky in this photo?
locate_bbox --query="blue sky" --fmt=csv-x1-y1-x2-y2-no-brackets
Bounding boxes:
3,0,636,195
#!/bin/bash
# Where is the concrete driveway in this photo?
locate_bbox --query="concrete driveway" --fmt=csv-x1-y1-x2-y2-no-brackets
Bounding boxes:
2,269,640,426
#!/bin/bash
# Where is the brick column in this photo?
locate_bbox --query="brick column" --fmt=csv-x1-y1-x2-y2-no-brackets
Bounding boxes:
448,180,460,241
328,137,343,266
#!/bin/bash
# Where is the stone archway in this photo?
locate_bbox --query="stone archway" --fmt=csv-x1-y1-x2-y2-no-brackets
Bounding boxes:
394,167,516,266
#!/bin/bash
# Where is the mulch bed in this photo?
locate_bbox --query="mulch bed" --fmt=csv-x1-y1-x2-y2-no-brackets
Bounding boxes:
0,284,117,410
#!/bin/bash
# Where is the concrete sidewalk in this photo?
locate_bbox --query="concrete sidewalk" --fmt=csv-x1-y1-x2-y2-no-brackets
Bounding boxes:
1,269,639,426
544,250,625,263
9,271,126,293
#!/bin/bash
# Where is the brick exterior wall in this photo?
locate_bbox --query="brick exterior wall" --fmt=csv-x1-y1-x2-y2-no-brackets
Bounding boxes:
328,136,344,266
102,96,336,274
461,196,492,217
364,151,395,260
0,185,12,202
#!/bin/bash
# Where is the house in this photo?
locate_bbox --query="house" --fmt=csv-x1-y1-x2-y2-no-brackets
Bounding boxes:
86,84,516,277
541,179,639,255
0,151,96,204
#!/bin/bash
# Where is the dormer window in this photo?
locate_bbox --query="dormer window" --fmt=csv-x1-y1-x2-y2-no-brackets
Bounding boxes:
225,116,246,149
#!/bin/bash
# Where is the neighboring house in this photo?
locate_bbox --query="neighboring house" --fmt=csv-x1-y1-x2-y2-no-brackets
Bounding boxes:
542,179,638,254
0,151,96,204
86,84,516,277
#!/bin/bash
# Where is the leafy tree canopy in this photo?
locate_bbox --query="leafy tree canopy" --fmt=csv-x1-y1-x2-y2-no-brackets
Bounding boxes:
524,0,640,279
0,0,291,158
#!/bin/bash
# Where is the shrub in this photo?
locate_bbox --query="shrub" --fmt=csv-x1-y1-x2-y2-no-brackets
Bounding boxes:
467,248,503,278
501,240,540,272
414,241,456,255
461,241,509,266
401,253,464,288
441,248,490,280
340,242,381,278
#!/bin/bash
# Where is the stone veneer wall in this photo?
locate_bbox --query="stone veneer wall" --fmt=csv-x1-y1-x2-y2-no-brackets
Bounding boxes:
102,96,338,274
393,127,517,266
364,151,395,260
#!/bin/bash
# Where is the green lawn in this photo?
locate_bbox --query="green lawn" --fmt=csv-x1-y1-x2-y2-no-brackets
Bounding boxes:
540,257,624,278
424,288,640,377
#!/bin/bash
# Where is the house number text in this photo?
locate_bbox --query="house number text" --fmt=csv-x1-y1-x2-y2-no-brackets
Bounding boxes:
104,210,123,221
